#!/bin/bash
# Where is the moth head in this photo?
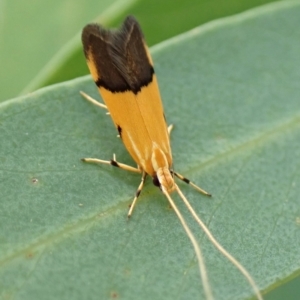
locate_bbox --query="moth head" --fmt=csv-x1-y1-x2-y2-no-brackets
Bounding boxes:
154,167,175,193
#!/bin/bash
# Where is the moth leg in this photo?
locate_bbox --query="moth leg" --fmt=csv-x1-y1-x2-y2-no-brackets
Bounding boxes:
82,153,141,173
172,171,211,197
82,155,146,217
167,124,174,135
128,172,147,218
80,91,108,113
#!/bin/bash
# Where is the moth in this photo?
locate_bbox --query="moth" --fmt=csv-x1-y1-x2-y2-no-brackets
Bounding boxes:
80,16,263,300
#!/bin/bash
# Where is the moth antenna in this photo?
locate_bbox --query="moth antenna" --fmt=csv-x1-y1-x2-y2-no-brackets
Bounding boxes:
162,186,214,300
175,185,263,300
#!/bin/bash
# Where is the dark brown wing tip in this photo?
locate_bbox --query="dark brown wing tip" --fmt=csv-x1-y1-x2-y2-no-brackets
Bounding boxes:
122,15,145,40
81,23,102,58
81,16,140,59
81,16,153,94
123,15,140,29
81,15,140,44
123,15,137,24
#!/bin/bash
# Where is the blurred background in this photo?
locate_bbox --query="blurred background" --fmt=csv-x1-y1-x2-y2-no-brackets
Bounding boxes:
0,0,280,102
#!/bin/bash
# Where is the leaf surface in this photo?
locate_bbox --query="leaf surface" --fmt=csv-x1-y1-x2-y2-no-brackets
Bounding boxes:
1,2,300,299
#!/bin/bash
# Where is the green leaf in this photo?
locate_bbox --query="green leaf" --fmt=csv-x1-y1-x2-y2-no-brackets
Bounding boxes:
0,0,135,102
1,1,300,299
1,0,279,102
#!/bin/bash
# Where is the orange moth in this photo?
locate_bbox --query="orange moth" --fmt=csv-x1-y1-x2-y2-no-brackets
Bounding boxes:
80,16,263,300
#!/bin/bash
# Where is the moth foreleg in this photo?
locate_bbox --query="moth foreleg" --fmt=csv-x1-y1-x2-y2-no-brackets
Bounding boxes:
80,91,108,113
82,153,141,174
167,124,174,136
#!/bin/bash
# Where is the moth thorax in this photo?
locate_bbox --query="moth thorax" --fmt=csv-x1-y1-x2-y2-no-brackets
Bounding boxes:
156,167,175,193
